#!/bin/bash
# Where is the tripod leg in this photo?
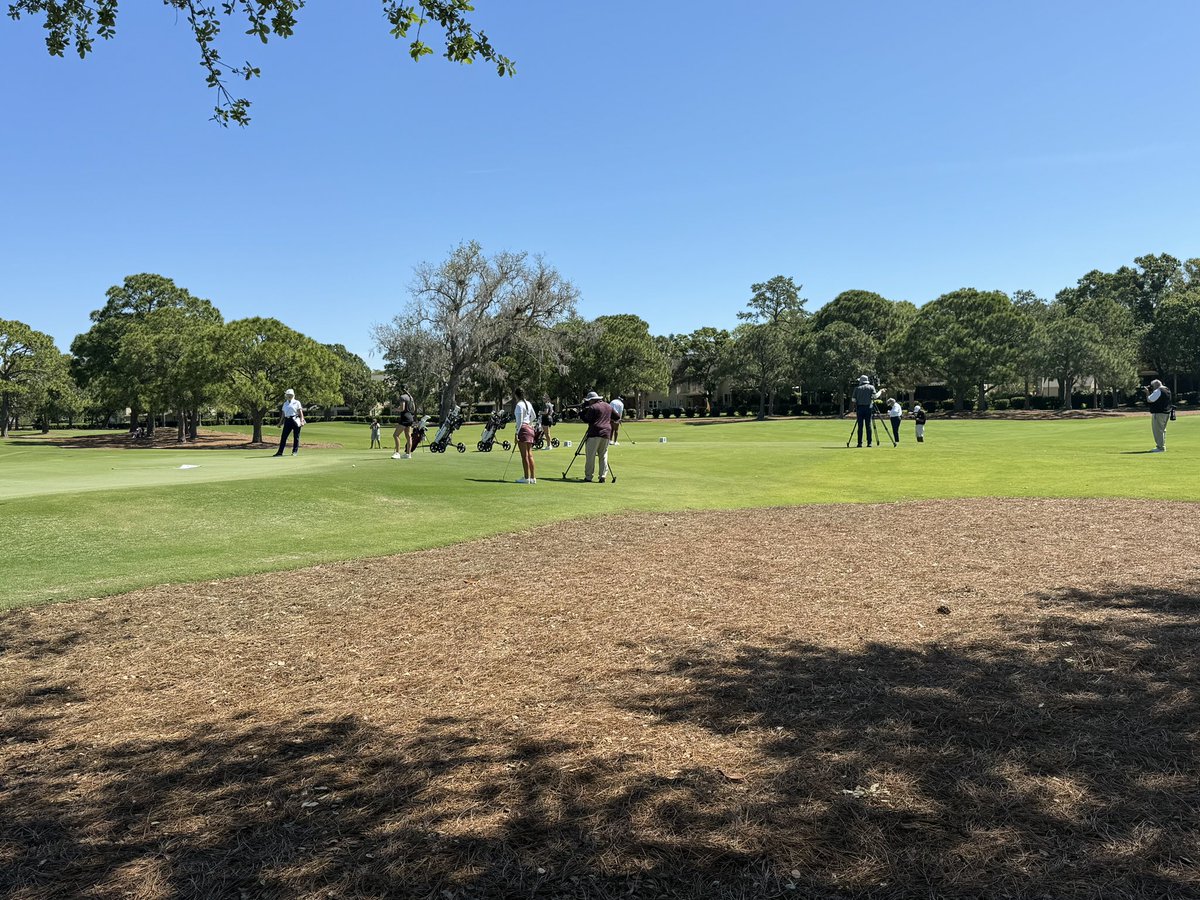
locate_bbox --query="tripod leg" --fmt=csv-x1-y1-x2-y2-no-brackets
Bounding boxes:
562,430,587,479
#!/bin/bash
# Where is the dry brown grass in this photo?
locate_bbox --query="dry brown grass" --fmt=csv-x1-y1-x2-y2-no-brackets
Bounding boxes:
3,499,1199,899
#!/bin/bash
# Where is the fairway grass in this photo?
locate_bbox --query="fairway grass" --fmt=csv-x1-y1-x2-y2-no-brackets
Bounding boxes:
1,415,1195,609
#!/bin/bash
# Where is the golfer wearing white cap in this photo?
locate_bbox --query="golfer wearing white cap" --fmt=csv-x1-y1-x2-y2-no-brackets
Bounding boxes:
273,388,305,456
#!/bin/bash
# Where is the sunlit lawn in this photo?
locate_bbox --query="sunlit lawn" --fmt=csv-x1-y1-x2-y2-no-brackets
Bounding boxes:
1,414,1192,609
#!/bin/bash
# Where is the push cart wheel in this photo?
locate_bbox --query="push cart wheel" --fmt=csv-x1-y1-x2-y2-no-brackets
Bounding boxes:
456,443,466,453
501,441,511,451
551,438,560,448
477,441,485,452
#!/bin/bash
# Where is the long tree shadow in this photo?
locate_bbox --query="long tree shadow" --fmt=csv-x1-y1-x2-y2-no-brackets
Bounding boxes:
2,582,1198,899
620,580,1200,898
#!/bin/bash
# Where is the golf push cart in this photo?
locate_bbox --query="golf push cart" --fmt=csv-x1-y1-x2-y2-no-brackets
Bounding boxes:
429,406,468,454
477,408,512,452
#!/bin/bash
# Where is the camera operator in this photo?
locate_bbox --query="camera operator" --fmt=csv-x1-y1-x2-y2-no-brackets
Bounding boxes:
852,375,879,447
1145,379,1172,452
578,391,613,482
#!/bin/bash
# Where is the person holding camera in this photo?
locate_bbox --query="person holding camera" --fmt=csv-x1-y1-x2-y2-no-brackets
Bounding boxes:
579,391,613,482
852,375,878,447
1146,379,1173,452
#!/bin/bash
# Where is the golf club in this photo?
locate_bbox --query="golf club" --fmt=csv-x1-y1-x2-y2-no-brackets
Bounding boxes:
501,439,518,481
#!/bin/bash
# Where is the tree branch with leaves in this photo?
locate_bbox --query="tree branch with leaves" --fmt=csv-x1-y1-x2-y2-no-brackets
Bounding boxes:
7,0,515,125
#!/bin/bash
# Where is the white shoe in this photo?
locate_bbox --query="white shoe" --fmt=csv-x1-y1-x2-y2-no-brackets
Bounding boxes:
401,453,412,459
391,452,402,459
516,477,529,484
528,478,537,484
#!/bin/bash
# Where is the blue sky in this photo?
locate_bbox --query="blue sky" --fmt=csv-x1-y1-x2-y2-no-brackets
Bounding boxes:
2,1,1198,364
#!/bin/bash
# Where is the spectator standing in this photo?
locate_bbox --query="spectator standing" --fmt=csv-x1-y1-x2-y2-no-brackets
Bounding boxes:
392,385,415,459
1146,379,1173,452
610,395,626,445
513,388,537,483
912,403,927,443
369,418,381,449
540,396,556,449
579,391,613,482
887,397,902,443
273,388,304,456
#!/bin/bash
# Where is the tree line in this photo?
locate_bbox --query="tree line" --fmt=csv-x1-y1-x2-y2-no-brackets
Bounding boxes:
3,248,1198,439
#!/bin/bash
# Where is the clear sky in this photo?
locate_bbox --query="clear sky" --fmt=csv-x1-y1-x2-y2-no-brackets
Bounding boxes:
2,1,1198,364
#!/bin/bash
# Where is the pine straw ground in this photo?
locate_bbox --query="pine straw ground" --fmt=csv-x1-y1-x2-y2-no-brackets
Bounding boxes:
3,499,1199,900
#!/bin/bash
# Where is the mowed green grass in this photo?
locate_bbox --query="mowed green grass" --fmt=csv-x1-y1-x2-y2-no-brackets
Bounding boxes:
1,415,1193,609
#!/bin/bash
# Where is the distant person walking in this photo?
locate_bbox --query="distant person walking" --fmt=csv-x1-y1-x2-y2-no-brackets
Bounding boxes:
273,388,304,456
513,388,537,484
1146,379,1173,452
579,391,613,482
392,385,415,459
610,395,625,445
369,418,381,449
852,375,878,447
912,403,927,443
887,397,902,443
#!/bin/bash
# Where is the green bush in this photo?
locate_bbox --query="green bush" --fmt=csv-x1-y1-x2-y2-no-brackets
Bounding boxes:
992,398,1011,411
940,400,957,412
1009,396,1026,410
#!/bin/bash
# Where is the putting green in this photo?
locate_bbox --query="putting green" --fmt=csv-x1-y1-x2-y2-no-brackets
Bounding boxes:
1,415,1193,609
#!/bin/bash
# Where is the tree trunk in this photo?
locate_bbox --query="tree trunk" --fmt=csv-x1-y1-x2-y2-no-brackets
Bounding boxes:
146,409,156,435
757,383,767,420
977,382,988,412
440,380,461,420
188,410,200,441
251,409,265,444
0,393,10,438
176,406,186,443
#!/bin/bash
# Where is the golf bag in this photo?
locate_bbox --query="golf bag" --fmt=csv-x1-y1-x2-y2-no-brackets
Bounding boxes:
477,409,512,452
409,415,430,452
429,406,467,454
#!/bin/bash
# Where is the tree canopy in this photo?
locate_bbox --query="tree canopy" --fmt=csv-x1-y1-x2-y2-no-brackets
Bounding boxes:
223,316,342,443
7,0,514,125
374,242,578,417
903,289,1025,410
0,319,60,437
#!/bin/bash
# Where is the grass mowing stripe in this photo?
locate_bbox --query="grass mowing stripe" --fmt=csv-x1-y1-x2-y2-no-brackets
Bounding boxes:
2,416,1195,609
